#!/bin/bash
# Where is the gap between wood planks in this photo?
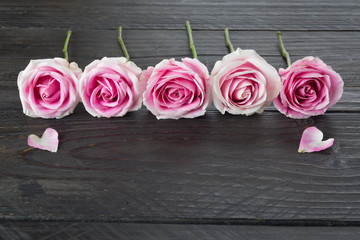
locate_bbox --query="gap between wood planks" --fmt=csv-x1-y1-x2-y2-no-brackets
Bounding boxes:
1,216,360,227
2,26,360,32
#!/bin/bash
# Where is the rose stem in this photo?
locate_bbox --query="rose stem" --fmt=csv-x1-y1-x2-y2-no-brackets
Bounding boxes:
62,30,72,62
118,26,130,61
185,20,198,59
276,31,291,67
224,27,234,53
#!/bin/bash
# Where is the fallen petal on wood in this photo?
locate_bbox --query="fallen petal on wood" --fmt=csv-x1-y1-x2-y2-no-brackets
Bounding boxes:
298,126,334,153
27,128,59,153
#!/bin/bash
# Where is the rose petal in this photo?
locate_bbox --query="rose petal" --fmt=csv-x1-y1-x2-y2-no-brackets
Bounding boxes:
27,128,59,153
298,126,334,153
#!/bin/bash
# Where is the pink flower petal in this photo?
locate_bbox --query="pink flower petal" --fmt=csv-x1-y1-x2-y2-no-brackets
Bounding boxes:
27,128,59,153
298,126,334,153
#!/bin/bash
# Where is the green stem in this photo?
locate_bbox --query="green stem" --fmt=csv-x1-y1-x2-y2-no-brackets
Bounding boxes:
224,27,234,53
118,26,130,61
185,20,197,59
276,31,291,67
63,30,72,62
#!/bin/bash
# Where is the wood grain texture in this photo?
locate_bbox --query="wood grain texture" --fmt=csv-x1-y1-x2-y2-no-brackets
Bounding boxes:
1,222,360,240
1,0,360,235
1,29,360,87
1,87,360,221
1,0,360,30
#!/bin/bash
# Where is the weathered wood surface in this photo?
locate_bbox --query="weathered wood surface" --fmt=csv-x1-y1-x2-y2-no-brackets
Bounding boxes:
1,0,359,30
1,0,360,238
1,223,360,240
1,29,360,87
1,98,360,221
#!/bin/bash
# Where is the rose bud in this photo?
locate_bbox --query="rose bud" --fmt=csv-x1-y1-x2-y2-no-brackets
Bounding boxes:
79,57,144,118
17,58,81,119
143,58,211,119
273,57,344,119
211,48,281,115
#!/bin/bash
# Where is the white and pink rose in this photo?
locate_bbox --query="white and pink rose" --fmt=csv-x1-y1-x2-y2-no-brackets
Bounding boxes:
143,58,211,119
17,58,81,119
274,56,344,119
79,57,144,118
211,48,282,115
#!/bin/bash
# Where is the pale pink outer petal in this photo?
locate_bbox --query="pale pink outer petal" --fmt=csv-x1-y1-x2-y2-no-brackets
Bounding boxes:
141,66,155,84
27,128,59,153
142,66,157,114
70,61,83,79
298,126,334,153
182,57,211,108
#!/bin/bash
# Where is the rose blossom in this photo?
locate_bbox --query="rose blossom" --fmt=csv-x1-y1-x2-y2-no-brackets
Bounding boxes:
17,58,81,119
211,48,281,115
142,58,210,119
79,57,144,118
273,56,344,119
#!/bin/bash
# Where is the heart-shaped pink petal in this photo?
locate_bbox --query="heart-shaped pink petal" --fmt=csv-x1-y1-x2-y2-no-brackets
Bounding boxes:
27,128,59,152
298,126,334,153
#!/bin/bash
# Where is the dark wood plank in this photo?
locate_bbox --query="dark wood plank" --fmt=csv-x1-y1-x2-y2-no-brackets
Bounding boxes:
1,0,359,30
1,87,360,221
1,222,360,240
1,29,360,87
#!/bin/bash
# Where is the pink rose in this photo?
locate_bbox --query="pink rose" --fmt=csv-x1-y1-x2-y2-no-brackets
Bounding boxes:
211,48,281,115
79,57,144,118
143,58,210,119
17,58,81,119
273,57,344,119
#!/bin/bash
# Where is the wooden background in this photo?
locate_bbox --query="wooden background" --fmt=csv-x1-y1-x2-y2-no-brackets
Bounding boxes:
1,0,360,239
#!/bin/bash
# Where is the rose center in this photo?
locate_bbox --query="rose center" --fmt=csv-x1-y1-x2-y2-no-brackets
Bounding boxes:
232,86,252,104
35,76,61,102
100,87,114,100
96,78,119,102
155,80,195,109
167,88,185,101
295,82,317,103
304,85,315,95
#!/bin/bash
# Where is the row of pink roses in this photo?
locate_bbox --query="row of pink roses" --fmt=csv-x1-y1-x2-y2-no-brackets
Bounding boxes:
18,45,343,120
